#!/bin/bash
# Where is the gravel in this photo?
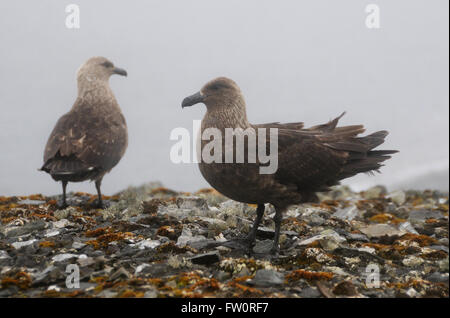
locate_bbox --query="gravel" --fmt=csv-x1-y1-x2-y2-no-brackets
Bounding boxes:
0,184,448,298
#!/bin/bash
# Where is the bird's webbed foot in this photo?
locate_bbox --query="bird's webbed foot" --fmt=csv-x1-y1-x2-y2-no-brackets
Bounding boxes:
92,199,108,209
57,200,68,209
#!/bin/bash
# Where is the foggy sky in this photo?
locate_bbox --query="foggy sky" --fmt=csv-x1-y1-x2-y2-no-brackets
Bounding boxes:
0,0,448,196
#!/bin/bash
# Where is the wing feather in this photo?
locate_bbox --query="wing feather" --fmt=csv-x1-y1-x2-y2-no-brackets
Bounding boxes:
43,99,127,174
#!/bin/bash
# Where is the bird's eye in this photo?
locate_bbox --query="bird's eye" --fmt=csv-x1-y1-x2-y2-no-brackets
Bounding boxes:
101,61,113,68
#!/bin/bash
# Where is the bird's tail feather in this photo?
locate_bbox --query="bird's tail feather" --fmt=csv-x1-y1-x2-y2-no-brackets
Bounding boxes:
41,155,98,182
336,131,398,179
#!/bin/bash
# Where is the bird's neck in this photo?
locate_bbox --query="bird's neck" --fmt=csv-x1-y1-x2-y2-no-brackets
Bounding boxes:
77,78,116,105
202,101,250,131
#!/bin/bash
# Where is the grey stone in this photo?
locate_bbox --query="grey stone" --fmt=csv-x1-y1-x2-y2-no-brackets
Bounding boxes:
429,245,449,253
132,239,161,250
438,238,449,247
398,222,419,235
72,241,87,250
33,266,65,285
176,196,208,210
109,267,131,281
439,258,449,272
409,209,444,222
214,271,232,282
12,239,37,249
176,228,207,247
426,272,449,283
53,219,73,228
52,253,79,263
143,288,158,298
45,230,60,237
297,229,346,246
363,185,387,199
299,287,321,298
387,191,406,205
248,269,284,287
333,206,359,221
77,256,95,267
253,239,273,254
54,207,78,220
319,236,341,251
360,224,403,238
402,256,424,267
344,232,369,242
17,199,46,205
2,220,46,238
97,290,118,298
0,250,10,259
189,251,220,265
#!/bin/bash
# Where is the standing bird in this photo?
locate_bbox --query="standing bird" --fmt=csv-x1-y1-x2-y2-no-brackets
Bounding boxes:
41,57,128,208
182,77,397,255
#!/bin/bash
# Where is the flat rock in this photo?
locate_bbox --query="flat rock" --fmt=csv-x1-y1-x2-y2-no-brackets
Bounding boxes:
360,224,403,238
52,253,79,263
387,190,406,205
248,269,284,287
132,239,161,250
299,287,321,298
398,222,419,235
402,256,424,267
409,209,444,222
363,185,387,199
253,239,273,254
332,206,359,221
176,196,208,210
426,272,449,284
12,239,37,249
189,251,220,265
109,267,131,281
297,229,346,246
0,250,10,259
17,199,46,205
2,220,46,238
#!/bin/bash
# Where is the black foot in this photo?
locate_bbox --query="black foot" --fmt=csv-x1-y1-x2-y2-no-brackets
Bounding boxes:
57,199,68,209
269,245,280,257
92,199,111,209
206,236,255,255
226,237,255,250
92,199,104,209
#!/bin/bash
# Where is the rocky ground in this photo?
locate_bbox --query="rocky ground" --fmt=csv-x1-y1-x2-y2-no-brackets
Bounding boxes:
0,183,448,298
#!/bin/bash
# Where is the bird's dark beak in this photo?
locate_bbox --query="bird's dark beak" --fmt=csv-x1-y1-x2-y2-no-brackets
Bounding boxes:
182,91,204,108
113,67,127,76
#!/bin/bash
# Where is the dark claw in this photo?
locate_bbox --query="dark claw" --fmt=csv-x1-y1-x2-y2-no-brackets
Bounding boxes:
92,199,110,209
58,201,68,209
225,237,255,251
269,244,280,257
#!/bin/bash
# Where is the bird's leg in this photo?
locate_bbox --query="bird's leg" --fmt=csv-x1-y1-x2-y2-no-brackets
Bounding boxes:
210,204,266,252
244,204,266,246
94,178,103,209
60,181,68,208
270,207,284,255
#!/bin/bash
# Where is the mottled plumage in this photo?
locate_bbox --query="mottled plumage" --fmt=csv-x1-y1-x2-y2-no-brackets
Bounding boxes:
41,57,128,207
182,77,397,254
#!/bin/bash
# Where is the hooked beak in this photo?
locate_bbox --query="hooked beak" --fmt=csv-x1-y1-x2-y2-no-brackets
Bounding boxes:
182,91,204,108
113,67,127,76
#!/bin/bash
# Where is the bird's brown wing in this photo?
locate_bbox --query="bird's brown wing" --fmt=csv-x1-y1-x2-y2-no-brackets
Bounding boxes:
43,101,128,175
256,112,396,191
273,130,348,191
254,121,304,130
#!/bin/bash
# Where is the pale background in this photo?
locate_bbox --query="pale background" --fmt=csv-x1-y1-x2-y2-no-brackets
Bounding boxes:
0,0,448,196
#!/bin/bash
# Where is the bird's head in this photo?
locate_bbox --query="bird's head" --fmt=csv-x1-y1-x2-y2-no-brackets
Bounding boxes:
182,77,245,110
76,57,127,84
